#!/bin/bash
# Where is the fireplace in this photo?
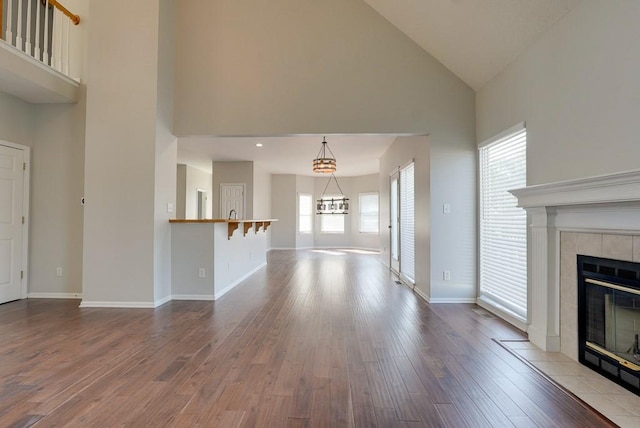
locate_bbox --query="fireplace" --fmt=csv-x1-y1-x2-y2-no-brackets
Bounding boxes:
578,255,640,395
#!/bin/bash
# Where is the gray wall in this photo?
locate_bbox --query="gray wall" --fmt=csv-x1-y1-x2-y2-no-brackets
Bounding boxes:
270,174,297,249
212,161,254,218
174,0,473,136
477,1,640,186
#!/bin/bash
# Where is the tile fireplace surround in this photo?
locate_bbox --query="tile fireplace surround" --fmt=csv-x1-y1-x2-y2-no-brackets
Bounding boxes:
510,169,640,359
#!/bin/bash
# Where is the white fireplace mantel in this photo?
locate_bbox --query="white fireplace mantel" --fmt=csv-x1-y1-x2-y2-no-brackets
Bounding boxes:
511,169,640,208
510,169,640,353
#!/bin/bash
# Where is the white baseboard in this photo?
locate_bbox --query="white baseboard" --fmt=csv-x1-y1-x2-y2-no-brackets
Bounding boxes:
413,287,429,302
476,296,528,332
28,292,82,299
154,295,172,307
171,295,215,301
79,301,156,308
214,262,267,300
428,297,478,304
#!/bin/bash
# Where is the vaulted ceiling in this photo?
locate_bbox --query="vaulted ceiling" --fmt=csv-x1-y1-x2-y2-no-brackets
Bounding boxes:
363,0,582,90
180,1,584,174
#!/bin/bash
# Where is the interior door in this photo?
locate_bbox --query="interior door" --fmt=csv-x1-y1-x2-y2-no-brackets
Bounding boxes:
0,145,24,304
220,184,245,219
390,171,400,274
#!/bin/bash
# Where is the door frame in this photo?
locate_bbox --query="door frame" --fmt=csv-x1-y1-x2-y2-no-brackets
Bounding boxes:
389,169,400,275
219,183,246,218
0,140,30,299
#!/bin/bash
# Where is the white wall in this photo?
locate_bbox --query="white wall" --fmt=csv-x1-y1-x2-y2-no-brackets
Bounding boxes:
212,161,254,218
176,164,186,218
153,0,177,304
174,0,474,137
253,163,271,219
82,0,168,306
477,1,640,186
270,174,296,249
350,174,380,250
380,137,430,297
184,165,212,219
296,175,314,249
0,92,33,145
31,93,86,296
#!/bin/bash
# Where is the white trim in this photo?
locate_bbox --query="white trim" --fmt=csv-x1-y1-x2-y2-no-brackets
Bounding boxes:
154,295,172,307
0,140,30,300
510,168,640,208
79,301,156,308
429,297,478,304
28,292,81,299
476,296,528,332
413,287,429,302
171,295,215,301
214,262,267,300
478,122,525,149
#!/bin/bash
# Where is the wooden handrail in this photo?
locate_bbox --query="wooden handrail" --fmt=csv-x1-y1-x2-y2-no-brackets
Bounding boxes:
47,0,81,25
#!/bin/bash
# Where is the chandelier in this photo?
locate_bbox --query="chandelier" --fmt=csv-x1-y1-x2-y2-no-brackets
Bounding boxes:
312,137,337,173
316,173,349,215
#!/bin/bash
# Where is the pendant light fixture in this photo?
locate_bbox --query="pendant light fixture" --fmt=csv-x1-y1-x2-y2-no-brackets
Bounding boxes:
312,137,337,173
316,173,349,215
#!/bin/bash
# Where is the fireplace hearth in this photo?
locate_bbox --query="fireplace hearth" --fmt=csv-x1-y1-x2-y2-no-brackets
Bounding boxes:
578,255,640,395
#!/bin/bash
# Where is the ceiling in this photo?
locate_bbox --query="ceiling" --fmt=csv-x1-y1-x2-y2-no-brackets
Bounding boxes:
179,1,583,175
178,135,399,177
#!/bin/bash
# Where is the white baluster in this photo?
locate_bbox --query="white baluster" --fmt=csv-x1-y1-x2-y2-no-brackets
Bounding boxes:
51,8,60,71
16,0,24,51
25,0,33,56
35,0,42,60
64,18,70,76
6,0,14,45
43,0,50,65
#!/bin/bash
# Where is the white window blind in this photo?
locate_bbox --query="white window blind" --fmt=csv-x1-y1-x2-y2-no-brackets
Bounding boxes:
299,194,312,233
359,193,379,233
479,127,527,320
400,163,415,283
320,195,345,233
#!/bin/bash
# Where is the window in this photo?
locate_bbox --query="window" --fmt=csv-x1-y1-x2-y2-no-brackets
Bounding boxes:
400,162,415,283
320,195,345,233
479,124,527,321
359,193,379,233
299,193,312,233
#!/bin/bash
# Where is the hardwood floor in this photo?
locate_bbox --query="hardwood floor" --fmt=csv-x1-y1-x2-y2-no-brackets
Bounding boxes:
0,250,614,427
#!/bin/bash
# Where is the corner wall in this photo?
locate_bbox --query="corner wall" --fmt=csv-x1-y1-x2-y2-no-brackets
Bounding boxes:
477,1,640,186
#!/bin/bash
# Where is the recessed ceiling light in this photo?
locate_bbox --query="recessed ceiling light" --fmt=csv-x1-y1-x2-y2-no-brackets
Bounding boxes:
256,143,263,147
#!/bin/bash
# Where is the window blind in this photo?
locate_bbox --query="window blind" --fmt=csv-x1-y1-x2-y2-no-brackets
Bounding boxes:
359,193,379,233
400,163,415,283
479,128,527,320
299,194,312,233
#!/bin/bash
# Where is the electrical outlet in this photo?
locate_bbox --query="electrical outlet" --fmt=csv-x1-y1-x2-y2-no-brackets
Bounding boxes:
56,267,63,277
198,268,205,278
443,203,451,214
443,270,451,281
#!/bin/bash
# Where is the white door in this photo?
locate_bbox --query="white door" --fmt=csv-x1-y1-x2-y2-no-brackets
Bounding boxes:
0,145,24,304
220,184,245,219
390,171,400,274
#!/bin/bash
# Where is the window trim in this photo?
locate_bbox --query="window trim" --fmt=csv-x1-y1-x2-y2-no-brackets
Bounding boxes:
319,194,346,234
298,193,313,234
358,192,379,234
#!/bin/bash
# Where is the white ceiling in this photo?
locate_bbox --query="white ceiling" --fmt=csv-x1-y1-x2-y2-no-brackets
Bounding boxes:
179,1,584,175
178,135,399,177
363,0,583,90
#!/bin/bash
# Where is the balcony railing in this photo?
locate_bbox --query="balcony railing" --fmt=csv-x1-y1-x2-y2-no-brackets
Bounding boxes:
1,0,80,78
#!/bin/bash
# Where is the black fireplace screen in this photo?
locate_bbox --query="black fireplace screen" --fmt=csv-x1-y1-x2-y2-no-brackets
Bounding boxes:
578,255,640,395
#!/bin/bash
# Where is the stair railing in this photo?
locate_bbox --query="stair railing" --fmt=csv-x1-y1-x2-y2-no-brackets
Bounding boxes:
1,0,80,78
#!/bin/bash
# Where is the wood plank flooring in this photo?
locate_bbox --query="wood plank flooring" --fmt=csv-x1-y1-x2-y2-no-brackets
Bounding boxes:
0,249,614,427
